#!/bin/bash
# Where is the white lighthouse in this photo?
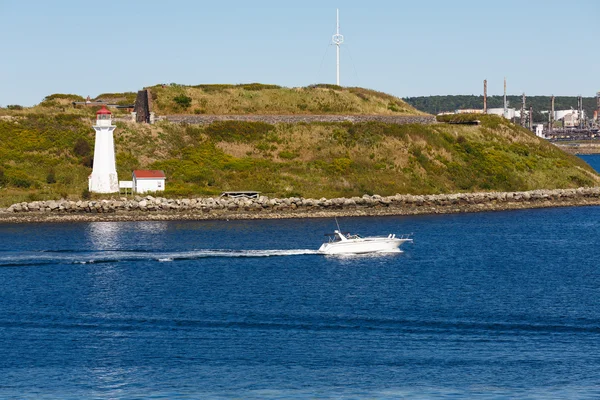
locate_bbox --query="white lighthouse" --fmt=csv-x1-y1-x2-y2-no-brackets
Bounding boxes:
88,106,118,193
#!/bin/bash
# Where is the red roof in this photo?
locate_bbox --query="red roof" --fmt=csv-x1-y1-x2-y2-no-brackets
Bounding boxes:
96,105,111,115
133,170,166,179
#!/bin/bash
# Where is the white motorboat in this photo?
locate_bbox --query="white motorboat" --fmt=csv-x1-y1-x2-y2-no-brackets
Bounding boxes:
318,229,412,255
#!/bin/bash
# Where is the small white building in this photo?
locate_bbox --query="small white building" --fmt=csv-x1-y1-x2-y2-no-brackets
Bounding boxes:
534,124,545,138
132,170,166,194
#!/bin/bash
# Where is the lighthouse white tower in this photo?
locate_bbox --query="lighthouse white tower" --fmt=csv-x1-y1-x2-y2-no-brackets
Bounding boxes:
88,106,118,193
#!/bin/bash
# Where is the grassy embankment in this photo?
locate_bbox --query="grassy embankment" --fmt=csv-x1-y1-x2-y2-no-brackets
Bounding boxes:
146,83,425,115
0,87,597,207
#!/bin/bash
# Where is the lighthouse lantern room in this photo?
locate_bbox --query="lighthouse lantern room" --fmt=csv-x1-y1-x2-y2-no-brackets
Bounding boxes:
88,106,119,193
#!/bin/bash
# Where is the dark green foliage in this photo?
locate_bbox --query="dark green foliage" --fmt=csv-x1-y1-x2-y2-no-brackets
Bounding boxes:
173,95,192,109
95,92,137,102
7,170,32,188
191,84,235,92
436,114,482,124
0,167,5,186
81,187,91,200
82,156,93,168
73,138,91,157
278,151,299,160
43,93,86,102
6,105,23,110
190,83,282,92
46,170,56,184
204,121,275,143
237,83,281,91
308,84,343,90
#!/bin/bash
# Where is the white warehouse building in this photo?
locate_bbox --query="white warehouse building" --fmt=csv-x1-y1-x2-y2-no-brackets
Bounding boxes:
487,108,516,119
132,170,166,194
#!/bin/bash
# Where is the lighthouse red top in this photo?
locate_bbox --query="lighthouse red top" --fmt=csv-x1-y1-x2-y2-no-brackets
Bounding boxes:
96,105,111,115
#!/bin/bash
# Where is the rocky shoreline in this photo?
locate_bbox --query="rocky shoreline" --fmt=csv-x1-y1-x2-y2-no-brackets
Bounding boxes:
2,187,600,223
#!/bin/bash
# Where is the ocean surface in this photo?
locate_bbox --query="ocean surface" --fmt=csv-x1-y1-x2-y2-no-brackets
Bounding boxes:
1,156,600,399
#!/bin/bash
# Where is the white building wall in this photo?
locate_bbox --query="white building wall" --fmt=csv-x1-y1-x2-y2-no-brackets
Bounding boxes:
535,124,545,137
89,122,118,193
134,178,165,194
487,108,516,119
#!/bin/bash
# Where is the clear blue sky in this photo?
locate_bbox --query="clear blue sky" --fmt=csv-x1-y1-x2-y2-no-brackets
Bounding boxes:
1,0,598,106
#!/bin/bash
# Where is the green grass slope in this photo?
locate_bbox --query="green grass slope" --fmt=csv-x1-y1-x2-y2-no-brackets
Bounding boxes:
0,110,597,207
147,83,425,115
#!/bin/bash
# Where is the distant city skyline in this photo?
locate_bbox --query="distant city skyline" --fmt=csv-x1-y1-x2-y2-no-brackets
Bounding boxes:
1,0,598,106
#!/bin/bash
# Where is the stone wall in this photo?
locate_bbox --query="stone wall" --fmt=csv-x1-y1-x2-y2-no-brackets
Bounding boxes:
3,188,600,223
165,114,437,125
134,90,151,123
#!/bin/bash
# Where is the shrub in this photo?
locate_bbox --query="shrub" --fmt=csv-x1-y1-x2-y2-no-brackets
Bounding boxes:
8,171,32,188
81,187,91,200
6,105,23,110
43,93,85,102
237,83,281,91
308,84,343,90
204,121,275,143
387,102,401,112
278,151,299,160
82,156,93,168
46,170,56,184
73,138,91,157
173,95,192,109
191,84,235,92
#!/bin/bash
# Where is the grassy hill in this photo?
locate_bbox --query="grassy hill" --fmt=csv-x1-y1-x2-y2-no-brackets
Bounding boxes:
0,98,597,207
144,83,425,116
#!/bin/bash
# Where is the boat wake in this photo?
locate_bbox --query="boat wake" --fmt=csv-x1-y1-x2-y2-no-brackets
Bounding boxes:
0,249,321,267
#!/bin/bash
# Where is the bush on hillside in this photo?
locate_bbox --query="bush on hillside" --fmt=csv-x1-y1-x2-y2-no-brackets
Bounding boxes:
308,84,343,90
46,170,56,184
173,95,192,109
237,83,282,91
43,93,86,102
204,121,276,143
73,138,91,157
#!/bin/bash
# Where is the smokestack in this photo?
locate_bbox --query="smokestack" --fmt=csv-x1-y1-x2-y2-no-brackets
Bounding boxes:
520,93,526,127
529,106,533,131
483,79,487,113
579,95,584,128
549,95,555,131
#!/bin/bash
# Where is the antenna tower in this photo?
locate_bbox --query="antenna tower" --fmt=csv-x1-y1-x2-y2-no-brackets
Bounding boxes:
332,9,344,86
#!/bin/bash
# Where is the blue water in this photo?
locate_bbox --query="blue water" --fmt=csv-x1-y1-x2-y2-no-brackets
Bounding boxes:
1,154,600,399
579,154,600,173
2,209,600,399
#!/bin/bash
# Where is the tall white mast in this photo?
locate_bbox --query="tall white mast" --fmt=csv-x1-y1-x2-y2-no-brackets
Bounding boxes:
332,9,344,86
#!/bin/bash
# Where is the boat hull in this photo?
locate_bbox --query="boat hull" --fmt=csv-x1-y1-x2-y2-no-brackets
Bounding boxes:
318,238,410,255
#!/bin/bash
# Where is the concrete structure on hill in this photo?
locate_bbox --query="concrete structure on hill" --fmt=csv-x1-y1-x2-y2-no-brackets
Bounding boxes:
88,106,119,193
132,170,166,193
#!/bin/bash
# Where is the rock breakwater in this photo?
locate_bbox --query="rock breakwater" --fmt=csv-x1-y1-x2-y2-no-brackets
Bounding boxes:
2,188,600,223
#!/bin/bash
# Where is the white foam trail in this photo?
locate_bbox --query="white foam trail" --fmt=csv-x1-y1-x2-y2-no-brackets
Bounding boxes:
0,249,321,267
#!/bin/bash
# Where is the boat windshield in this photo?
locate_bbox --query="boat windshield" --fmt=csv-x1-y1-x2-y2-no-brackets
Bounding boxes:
345,233,362,239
